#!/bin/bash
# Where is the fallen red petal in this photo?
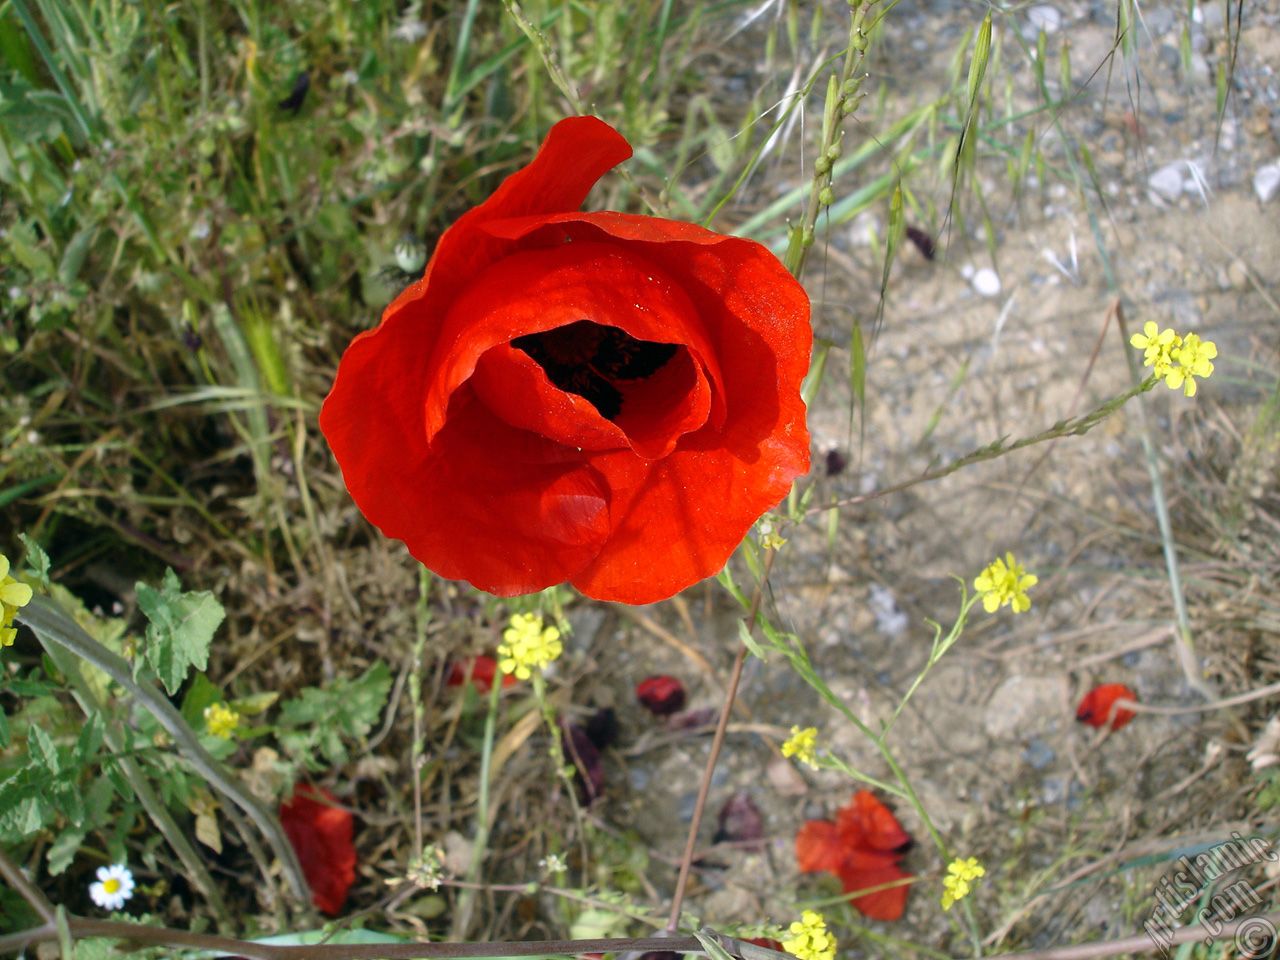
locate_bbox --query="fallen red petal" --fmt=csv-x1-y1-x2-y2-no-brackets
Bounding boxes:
279,783,356,915
446,655,516,693
795,790,913,921
636,675,686,716
836,790,912,853
836,862,912,922
1076,683,1138,730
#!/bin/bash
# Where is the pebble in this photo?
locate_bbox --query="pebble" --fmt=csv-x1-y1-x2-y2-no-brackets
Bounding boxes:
1254,164,1280,203
1026,4,1062,34
1149,162,1185,201
971,267,1002,297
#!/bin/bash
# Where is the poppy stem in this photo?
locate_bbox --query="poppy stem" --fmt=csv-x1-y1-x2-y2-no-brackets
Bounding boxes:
665,550,777,932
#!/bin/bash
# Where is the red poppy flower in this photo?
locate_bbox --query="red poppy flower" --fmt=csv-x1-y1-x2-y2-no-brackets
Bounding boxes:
279,783,356,915
319,116,811,604
636,675,686,716
796,790,912,921
446,655,517,693
1076,683,1137,730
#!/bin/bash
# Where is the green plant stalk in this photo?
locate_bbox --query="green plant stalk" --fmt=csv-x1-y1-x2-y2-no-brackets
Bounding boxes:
771,611,982,953
410,566,432,862
16,595,312,909
786,0,879,280
450,660,505,940
1120,348,1216,702
806,374,1162,519
38,639,233,930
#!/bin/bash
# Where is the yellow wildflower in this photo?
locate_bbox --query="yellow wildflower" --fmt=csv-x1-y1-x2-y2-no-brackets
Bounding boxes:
1166,333,1217,397
974,553,1037,614
941,856,985,910
497,613,563,680
203,702,240,739
781,725,820,768
782,910,837,960
1130,322,1181,378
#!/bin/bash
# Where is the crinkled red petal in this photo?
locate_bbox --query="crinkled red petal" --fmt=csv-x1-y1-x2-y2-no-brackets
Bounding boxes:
835,862,912,921
279,784,356,916
795,819,844,875
426,242,716,460
836,789,912,853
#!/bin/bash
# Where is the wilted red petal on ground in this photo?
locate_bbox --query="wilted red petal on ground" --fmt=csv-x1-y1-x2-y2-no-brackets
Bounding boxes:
714,790,764,849
836,861,912,921
561,723,603,802
636,675,686,716
1076,683,1138,730
836,790,912,852
279,783,356,915
795,790,913,921
446,655,516,692
795,820,844,874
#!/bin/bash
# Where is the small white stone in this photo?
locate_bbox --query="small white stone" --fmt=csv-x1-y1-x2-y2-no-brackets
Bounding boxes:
1149,162,1185,202
1027,5,1062,33
971,267,1002,297
1254,164,1280,203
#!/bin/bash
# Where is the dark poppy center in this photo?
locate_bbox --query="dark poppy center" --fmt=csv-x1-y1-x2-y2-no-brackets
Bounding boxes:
512,320,679,421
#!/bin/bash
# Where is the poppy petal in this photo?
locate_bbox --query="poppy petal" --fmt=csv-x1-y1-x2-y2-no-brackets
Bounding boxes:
795,820,844,875
340,387,611,595
837,790,912,853
836,863,911,921
636,675,686,716
427,243,717,459
279,784,356,916
1076,683,1137,730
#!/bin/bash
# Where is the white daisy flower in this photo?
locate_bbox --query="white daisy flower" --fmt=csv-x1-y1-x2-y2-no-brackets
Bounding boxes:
88,863,135,911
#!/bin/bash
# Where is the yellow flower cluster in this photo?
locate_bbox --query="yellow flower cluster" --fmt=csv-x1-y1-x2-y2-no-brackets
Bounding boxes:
974,553,1037,614
781,725,820,768
941,856,985,910
203,702,240,739
1131,322,1217,397
781,910,837,960
497,613,563,680
0,554,33,647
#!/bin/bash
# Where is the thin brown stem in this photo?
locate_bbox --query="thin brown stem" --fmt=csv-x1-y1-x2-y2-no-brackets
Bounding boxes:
0,848,55,924
665,551,776,932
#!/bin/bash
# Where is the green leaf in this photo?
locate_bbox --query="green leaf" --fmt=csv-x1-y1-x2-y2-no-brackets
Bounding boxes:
0,766,53,839
135,568,223,695
18,533,50,586
180,672,222,730
73,712,103,767
57,224,96,285
46,825,86,876
27,724,58,774
278,661,391,766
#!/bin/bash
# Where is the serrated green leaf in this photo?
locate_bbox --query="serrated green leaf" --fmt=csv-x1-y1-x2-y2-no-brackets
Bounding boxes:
18,533,50,585
46,825,86,876
0,709,7,748
0,766,53,838
135,568,223,695
27,724,58,773
73,712,103,767
278,661,391,766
